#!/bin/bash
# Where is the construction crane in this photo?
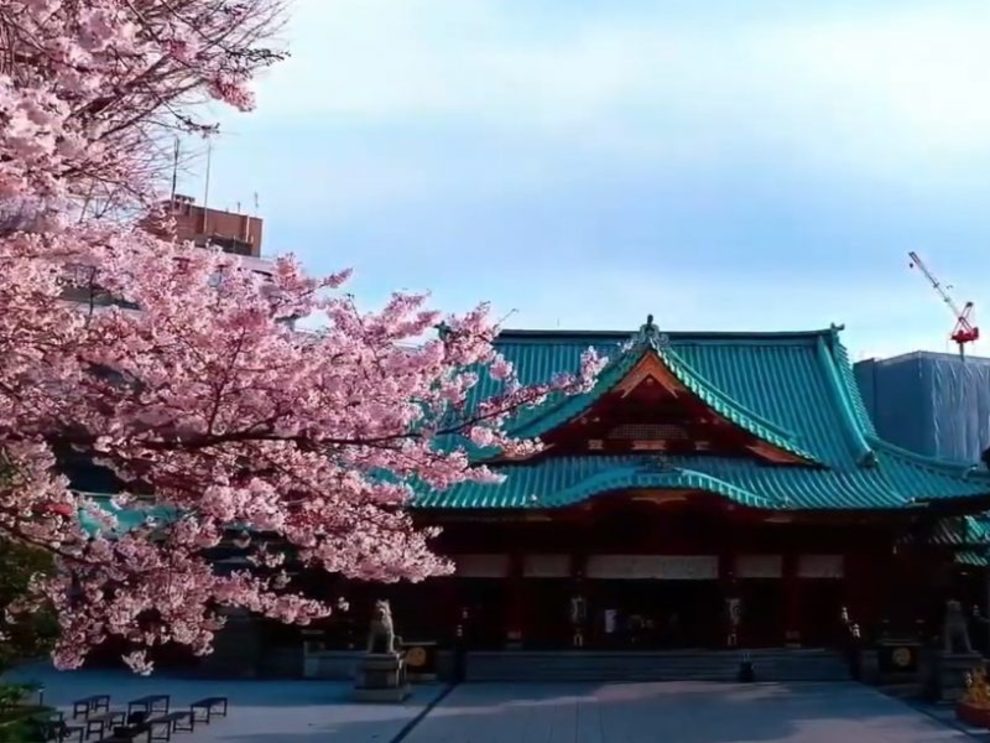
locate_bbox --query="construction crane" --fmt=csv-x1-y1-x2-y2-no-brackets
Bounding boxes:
907,251,979,358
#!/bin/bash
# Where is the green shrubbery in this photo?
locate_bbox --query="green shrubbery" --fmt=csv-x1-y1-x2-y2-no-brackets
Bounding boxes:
0,540,57,671
0,540,58,742
0,683,53,742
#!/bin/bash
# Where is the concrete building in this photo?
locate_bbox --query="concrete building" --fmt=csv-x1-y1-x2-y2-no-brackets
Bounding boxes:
147,194,263,258
139,194,273,278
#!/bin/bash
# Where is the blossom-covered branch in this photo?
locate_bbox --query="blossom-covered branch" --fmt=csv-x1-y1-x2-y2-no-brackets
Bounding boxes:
0,0,605,674
0,238,604,672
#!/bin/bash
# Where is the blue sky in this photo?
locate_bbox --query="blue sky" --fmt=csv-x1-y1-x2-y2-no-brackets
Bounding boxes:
185,0,990,359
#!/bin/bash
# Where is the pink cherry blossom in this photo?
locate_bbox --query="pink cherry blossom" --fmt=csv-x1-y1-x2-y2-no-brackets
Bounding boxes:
0,0,604,673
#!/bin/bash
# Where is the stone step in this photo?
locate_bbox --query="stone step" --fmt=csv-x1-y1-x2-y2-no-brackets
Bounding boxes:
464,650,851,682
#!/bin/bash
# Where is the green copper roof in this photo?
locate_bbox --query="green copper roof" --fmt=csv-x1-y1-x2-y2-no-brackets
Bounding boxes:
417,324,990,511
416,449,990,510
78,492,177,535
929,516,990,547
955,551,988,567
484,324,816,462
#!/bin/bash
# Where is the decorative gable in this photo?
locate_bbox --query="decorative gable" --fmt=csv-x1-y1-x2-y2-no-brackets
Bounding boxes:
541,348,810,464
498,316,818,466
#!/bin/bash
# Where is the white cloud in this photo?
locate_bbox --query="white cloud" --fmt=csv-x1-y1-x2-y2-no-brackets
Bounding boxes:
193,1,990,361
251,2,990,177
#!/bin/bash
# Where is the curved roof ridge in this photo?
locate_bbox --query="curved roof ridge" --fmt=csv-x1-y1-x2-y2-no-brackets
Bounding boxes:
412,451,990,511
657,345,804,449
538,462,773,510
497,327,842,344
870,435,990,478
507,346,639,437
466,458,777,510
508,338,817,462
815,336,876,466
828,331,877,437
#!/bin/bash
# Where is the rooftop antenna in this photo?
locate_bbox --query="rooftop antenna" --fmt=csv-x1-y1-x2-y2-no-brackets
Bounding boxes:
169,137,180,205
202,135,213,237
250,192,261,248
497,308,518,326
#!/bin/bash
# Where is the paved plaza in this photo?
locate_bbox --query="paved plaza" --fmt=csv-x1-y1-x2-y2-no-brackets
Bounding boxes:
403,682,976,743
3,663,981,742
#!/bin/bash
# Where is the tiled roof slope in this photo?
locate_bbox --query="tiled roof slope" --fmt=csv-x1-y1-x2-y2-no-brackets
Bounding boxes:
416,324,990,511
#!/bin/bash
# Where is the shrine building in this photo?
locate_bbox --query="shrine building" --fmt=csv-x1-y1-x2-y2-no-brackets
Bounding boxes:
80,317,990,678
370,317,990,655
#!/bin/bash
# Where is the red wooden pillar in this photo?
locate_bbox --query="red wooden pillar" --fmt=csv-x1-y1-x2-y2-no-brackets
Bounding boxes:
570,552,589,648
718,551,737,648
783,553,802,647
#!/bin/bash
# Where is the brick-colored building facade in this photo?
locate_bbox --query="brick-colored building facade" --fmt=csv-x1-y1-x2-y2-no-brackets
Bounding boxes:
144,194,264,257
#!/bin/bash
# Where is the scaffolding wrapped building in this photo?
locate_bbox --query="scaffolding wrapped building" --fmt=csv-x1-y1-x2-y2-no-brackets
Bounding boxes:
855,351,990,463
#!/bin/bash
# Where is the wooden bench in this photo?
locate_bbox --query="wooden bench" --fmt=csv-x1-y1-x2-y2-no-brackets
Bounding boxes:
82,709,125,740
101,734,152,743
108,723,151,742
128,695,170,717
189,696,228,724
71,694,109,719
146,710,194,742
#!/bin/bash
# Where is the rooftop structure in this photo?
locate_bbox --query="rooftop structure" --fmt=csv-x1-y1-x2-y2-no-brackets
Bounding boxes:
419,321,990,511
144,193,264,258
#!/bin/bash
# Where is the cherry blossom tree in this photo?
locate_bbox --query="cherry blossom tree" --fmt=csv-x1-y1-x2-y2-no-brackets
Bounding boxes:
0,0,604,673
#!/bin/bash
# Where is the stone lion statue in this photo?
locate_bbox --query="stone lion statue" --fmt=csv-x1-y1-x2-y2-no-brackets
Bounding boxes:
944,599,975,654
367,599,401,654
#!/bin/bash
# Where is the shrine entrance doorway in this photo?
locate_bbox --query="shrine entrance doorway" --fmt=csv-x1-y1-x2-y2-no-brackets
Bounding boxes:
573,553,724,649
589,578,722,649
737,579,785,647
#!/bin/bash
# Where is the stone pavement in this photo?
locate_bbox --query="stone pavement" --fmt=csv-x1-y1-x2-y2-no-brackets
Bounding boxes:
4,663,981,742
3,661,442,742
403,681,977,743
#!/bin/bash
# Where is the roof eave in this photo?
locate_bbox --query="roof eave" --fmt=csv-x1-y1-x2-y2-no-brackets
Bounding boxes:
908,492,990,515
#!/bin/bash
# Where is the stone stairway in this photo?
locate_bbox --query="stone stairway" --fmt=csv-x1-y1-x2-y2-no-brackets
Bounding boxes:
464,648,851,683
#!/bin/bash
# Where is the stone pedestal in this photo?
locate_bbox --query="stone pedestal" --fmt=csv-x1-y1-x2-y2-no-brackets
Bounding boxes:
352,653,411,703
924,651,984,703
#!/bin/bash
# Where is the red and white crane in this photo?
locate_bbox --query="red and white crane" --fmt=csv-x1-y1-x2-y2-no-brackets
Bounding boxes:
908,251,979,358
